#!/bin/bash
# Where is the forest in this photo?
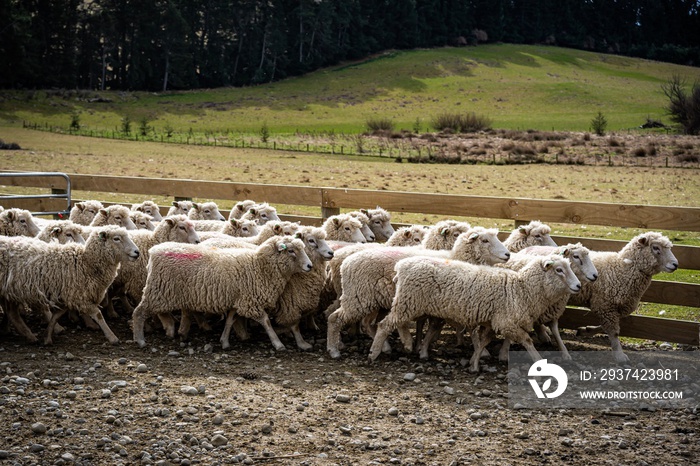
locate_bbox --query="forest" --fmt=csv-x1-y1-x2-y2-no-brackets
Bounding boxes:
1,0,699,92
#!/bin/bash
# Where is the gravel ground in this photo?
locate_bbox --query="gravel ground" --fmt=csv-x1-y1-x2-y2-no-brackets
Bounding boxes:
0,317,698,466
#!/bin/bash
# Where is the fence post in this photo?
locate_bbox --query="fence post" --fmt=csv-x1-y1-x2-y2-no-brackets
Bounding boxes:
320,188,340,222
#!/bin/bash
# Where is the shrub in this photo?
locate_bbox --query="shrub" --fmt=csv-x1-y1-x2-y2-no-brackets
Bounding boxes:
366,117,394,133
260,121,270,143
662,75,700,135
69,112,81,131
431,112,492,133
139,117,151,137
633,147,647,157
121,115,132,135
0,139,21,150
590,111,608,136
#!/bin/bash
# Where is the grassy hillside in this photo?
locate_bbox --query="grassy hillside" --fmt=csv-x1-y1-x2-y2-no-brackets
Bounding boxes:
1,44,697,134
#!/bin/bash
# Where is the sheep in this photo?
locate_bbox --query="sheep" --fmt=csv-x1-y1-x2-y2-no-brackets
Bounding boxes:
240,202,280,225
360,206,395,242
0,226,140,345
36,220,86,245
200,221,299,248
326,227,511,359
131,200,163,222
496,243,599,361
195,219,260,241
257,226,334,350
421,220,471,251
228,199,258,220
130,211,156,230
166,200,194,217
110,216,201,312
0,208,41,237
567,232,678,363
503,220,557,252
188,201,226,221
369,254,581,372
387,225,430,247
89,205,137,230
131,235,312,350
323,214,366,243
69,200,104,225
347,211,376,242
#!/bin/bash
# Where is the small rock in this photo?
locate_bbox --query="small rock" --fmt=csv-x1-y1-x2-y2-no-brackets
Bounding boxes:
523,448,538,456
0,451,8,460
335,394,351,403
31,422,47,434
211,434,228,447
339,425,352,435
469,412,482,421
100,389,111,399
65,391,77,400
136,364,148,373
513,403,527,410
167,351,180,357
204,344,214,353
117,358,128,365
212,415,224,425
261,424,273,434
13,377,29,385
561,437,574,447
61,453,75,462
618,440,630,449
444,386,455,395
181,386,199,396
404,373,416,382
30,444,44,453
388,407,399,416
65,352,75,361
515,431,529,439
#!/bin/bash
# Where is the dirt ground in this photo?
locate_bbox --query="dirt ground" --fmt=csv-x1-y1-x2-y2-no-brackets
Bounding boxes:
0,315,697,466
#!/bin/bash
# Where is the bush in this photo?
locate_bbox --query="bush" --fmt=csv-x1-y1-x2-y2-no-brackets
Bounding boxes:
139,117,151,137
366,117,394,133
69,112,81,131
121,115,132,135
0,139,21,150
431,112,492,133
662,75,700,135
260,122,270,143
590,111,608,136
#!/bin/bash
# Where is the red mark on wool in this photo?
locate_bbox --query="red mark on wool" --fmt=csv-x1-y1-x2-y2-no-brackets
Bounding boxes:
164,251,203,261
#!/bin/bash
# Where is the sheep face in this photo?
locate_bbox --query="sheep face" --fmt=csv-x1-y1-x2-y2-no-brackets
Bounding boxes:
273,236,313,273
457,227,511,265
229,200,257,220
295,227,334,260
518,221,557,248
92,205,138,230
424,220,471,250
95,227,140,261
542,255,582,294
242,203,280,225
229,219,259,237
130,212,156,231
562,244,598,282
45,224,86,245
348,211,376,242
134,201,163,221
0,208,41,237
632,232,678,274
361,207,395,241
70,200,103,225
162,216,200,244
168,200,193,216
190,202,225,221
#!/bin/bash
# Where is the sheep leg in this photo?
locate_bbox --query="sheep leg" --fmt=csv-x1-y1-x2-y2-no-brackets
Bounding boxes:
255,312,286,351
83,306,119,345
81,313,100,330
4,303,38,343
220,310,237,350
326,307,348,359
396,323,413,353
361,311,391,354
132,304,148,347
44,307,69,345
101,293,121,320
534,323,552,344
158,313,176,339
368,316,396,362
507,328,542,364
548,320,572,361
38,304,64,335
470,326,494,373
178,310,193,339
414,316,427,351
418,318,446,359
323,298,341,319
193,312,213,331
600,318,629,364
290,322,313,351
498,338,511,362
231,316,250,341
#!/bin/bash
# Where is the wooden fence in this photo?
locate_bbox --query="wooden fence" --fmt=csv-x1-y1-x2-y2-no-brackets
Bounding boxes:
1,172,699,346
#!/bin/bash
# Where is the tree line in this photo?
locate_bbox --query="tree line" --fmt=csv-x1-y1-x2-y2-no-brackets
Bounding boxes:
1,0,699,92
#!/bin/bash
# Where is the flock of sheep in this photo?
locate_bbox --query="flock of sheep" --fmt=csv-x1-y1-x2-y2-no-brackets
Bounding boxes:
0,198,679,370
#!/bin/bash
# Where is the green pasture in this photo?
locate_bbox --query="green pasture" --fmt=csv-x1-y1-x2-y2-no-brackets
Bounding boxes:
2,44,698,135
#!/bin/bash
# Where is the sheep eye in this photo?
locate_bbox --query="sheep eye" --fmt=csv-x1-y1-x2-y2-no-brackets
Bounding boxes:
481,239,489,243
344,227,350,231
113,236,121,242
261,214,268,219
179,226,185,230
204,210,210,214
20,219,27,224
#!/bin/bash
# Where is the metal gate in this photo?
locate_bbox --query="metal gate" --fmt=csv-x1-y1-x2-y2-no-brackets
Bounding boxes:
0,172,72,217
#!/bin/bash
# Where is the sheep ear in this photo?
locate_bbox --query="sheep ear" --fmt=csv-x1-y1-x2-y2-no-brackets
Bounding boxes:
76,202,86,211
51,226,62,236
273,224,283,234
468,232,480,242
172,201,179,207
637,235,649,246
518,226,528,235
5,210,14,220
230,219,240,227
277,242,288,252
99,208,108,216
403,229,411,238
440,228,449,237
98,231,108,242
333,217,341,226
164,217,176,227
294,231,303,239
543,260,555,270
559,248,570,257
192,202,200,210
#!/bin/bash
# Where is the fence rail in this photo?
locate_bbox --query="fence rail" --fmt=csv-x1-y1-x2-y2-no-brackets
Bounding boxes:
1,172,698,345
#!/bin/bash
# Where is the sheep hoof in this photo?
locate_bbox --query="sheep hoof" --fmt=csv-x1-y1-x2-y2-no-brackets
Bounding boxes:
328,349,341,359
136,340,146,348
274,343,287,352
613,352,630,364
54,323,65,335
297,342,313,351
381,341,392,354
562,353,573,361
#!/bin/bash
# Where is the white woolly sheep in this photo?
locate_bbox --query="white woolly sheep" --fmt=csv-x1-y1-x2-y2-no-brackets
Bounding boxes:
195,219,260,241
131,200,163,221
421,220,471,251
496,243,598,361
323,214,366,243
347,211,376,242
110,216,200,312
387,225,430,247
369,254,581,372
200,221,299,248
130,211,156,231
0,208,41,237
69,200,104,225
0,226,140,345
242,226,334,350
326,227,511,359
131,235,312,350
89,205,137,230
568,232,678,363
228,200,258,220
167,200,194,217
240,202,280,225
360,206,395,242
503,220,557,252
188,201,226,221
36,220,86,245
